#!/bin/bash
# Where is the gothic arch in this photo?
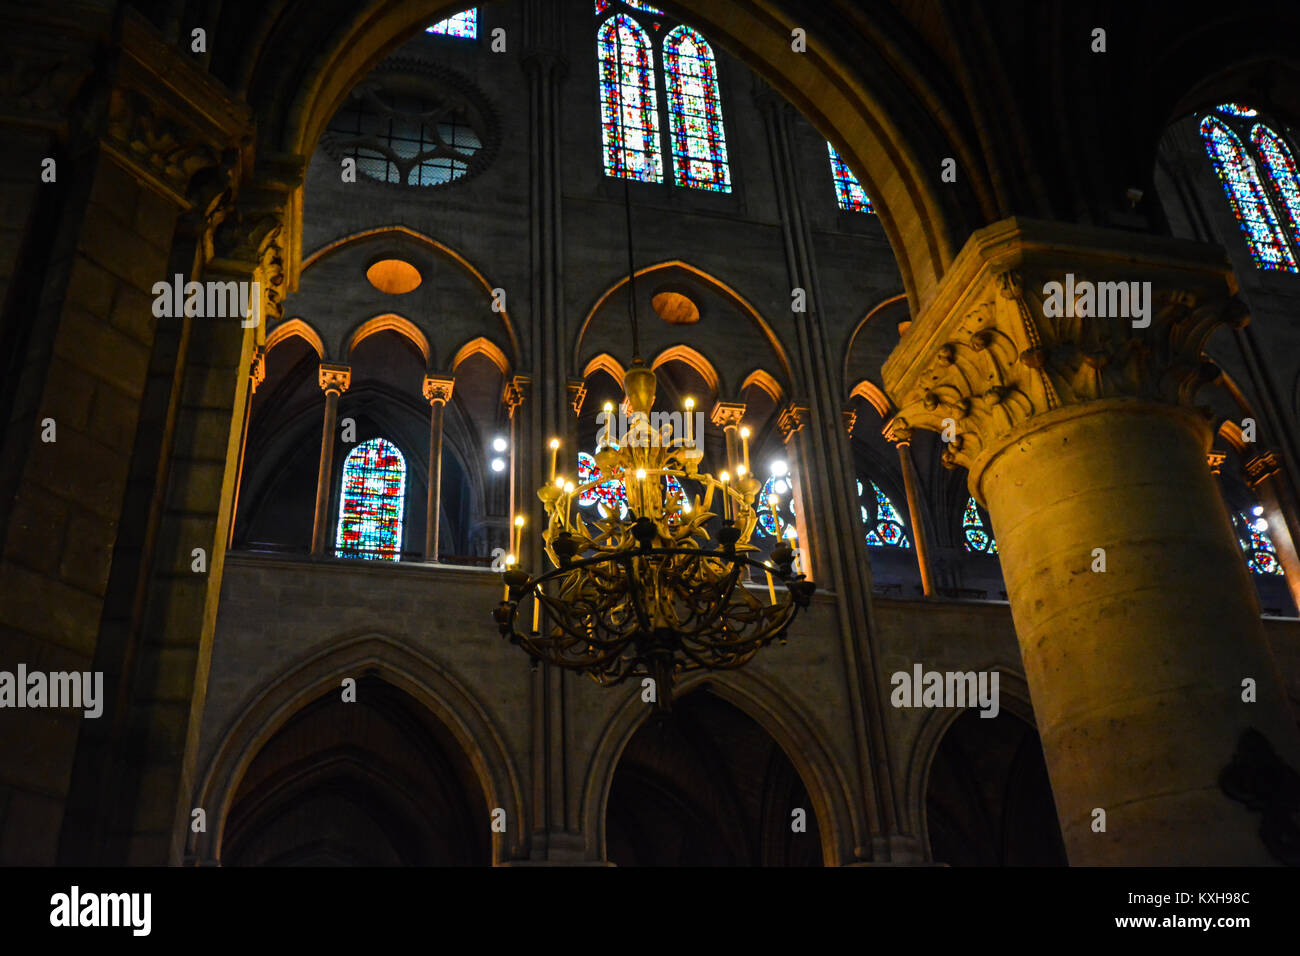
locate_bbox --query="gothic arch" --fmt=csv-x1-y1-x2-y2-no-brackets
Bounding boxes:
651,345,721,395
301,225,520,365
902,666,1035,856
849,379,893,419
344,312,433,367
740,368,784,405
582,353,626,386
574,260,795,388
450,336,511,377
582,669,860,866
265,317,327,360
192,633,526,865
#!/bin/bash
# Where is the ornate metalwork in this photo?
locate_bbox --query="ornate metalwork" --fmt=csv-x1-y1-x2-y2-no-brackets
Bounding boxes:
492,363,815,714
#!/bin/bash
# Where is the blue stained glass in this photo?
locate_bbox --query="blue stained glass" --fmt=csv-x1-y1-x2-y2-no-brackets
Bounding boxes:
962,496,997,554
1200,115,1297,271
828,142,873,213
598,15,663,183
595,0,663,12
427,9,477,38
1217,103,1258,117
1235,510,1285,576
859,479,910,549
577,450,629,518
1251,124,1300,250
335,438,406,560
755,474,794,539
664,26,731,192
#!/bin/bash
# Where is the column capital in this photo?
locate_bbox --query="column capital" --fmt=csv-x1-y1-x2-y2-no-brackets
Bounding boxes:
422,373,455,406
842,407,857,438
1206,451,1227,476
504,374,531,418
882,218,1247,474
249,346,266,393
566,379,587,418
1244,450,1282,487
710,401,746,430
777,403,809,445
318,363,351,394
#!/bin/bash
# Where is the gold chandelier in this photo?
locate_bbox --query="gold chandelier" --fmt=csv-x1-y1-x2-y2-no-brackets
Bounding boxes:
492,360,815,715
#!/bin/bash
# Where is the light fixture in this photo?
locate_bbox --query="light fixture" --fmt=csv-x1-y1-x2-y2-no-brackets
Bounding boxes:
490,457,506,473
770,460,789,477
491,137,814,715
493,436,509,453
1253,505,1265,517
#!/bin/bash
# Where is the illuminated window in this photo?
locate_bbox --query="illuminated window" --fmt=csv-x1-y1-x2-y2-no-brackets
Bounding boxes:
578,448,629,518
828,142,873,213
598,14,663,183
1200,107,1298,271
326,88,483,187
336,439,407,560
859,479,910,549
756,472,798,540
427,9,477,38
663,26,731,192
962,497,997,554
1234,507,1285,576
596,0,663,13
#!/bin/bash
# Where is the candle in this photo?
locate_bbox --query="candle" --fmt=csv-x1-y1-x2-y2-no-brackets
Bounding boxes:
635,468,646,511
548,438,559,481
502,553,514,602
684,397,695,448
603,402,614,447
740,426,751,474
532,587,541,633
766,564,776,605
719,472,730,521
513,514,525,556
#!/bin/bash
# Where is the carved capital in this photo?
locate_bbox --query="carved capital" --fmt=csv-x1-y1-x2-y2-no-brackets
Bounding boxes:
318,363,351,394
503,374,531,418
882,219,1243,473
1206,452,1227,476
777,403,809,445
423,374,455,406
567,379,588,418
710,401,746,431
842,407,857,437
249,347,267,393
1244,451,1282,488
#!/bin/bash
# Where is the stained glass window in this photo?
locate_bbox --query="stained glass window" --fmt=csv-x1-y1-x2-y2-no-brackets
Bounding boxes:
598,15,664,183
595,0,663,12
326,89,483,187
577,449,630,518
335,438,406,560
859,479,910,549
828,142,873,213
427,9,477,38
962,497,997,554
1217,103,1258,117
1251,124,1300,248
1200,113,1297,271
756,474,798,540
1234,508,1285,576
663,26,731,192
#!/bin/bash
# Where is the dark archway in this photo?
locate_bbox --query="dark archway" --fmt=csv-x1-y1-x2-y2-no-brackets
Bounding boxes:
605,690,822,866
222,674,490,866
925,709,1067,866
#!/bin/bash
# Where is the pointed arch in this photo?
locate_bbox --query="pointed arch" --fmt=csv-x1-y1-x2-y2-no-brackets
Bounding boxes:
859,478,910,549
335,438,407,560
740,368,784,405
1199,114,1297,271
265,318,326,359
582,352,627,386
962,496,997,554
663,25,731,192
450,336,510,376
301,226,520,364
344,313,432,366
575,260,794,387
1250,123,1300,248
597,14,663,183
849,379,892,419
651,345,719,394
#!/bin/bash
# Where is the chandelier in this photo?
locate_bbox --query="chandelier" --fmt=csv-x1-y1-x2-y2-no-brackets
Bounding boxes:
492,360,815,714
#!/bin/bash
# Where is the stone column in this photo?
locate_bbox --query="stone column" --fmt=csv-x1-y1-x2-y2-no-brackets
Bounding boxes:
422,374,455,562
1244,451,1300,612
776,403,813,578
883,217,1300,865
710,401,746,476
888,426,936,596
311,364,351,556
